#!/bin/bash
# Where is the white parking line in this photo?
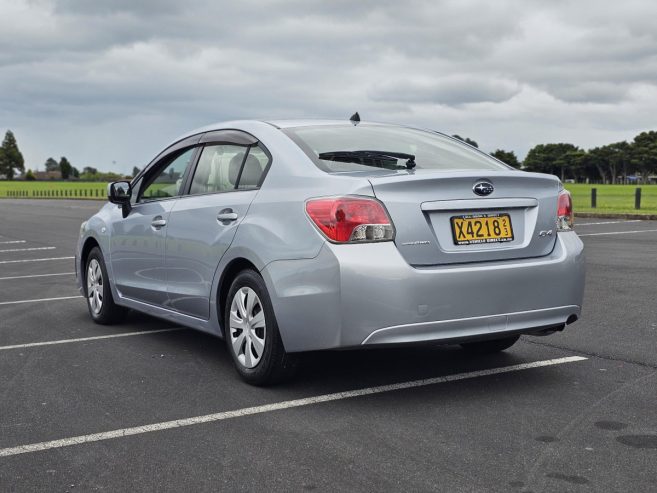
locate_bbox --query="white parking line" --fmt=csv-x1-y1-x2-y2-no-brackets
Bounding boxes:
0,356,587,457
0,246,56,253
0,272,74,281
0,328,184,351
576,220,642,226
0,256,74,264
0,240,26,244
579,229,657,237
0,295,82,306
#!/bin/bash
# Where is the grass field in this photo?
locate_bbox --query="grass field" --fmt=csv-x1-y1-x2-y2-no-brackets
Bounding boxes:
1,180,656,214
566,184,657,214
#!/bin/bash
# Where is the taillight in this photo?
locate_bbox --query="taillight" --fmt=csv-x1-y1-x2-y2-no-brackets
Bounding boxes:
305,196,395,243
557,189,574,231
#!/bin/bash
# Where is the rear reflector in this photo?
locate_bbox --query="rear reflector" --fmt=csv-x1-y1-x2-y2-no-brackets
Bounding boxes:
557,189,574,231
305,196,395,243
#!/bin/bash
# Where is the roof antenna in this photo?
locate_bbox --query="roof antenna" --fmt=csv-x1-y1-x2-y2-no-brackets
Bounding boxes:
349,112,360,126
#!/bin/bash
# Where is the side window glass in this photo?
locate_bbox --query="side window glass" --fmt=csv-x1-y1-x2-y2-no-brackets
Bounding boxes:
189,144,249,195
140,148,195,201
237,145,268,189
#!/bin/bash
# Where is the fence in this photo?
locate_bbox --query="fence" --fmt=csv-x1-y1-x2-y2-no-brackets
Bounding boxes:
590,187,643,210
4,188,106,199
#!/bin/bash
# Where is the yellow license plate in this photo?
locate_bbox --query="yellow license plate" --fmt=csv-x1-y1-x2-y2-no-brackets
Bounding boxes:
451,213,514,245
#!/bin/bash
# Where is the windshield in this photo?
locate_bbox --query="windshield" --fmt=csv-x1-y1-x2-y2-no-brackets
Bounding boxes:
284,124,509,173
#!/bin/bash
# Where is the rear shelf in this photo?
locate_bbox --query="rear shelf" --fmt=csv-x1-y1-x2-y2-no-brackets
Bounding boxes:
368,170,561,266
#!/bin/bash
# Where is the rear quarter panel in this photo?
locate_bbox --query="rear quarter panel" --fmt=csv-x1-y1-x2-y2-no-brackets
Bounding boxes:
206,122,375,334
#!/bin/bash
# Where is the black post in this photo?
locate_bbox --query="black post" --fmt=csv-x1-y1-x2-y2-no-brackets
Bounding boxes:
591,188,597,208
635,188,641,210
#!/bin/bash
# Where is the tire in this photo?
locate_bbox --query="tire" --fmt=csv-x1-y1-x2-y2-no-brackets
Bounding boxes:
224,269,297,385
84,246,128,325
460,335,520,354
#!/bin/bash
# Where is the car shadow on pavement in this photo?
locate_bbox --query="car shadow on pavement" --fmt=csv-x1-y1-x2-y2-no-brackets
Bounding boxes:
129,310,530,391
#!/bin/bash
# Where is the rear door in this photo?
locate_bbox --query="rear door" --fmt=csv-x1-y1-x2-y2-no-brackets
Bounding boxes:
164,130,270,319
369,170,561,266
110,142,198,305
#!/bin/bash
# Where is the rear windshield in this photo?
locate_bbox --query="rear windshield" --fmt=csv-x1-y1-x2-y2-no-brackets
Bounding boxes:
283,124,509,173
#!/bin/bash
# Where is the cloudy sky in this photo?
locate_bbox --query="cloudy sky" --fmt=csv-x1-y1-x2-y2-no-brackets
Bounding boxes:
2,0,657,174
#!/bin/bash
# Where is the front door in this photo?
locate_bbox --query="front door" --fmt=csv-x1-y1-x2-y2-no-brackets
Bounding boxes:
110,146,196,306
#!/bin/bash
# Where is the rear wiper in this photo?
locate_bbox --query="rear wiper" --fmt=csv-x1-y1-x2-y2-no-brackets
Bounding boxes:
318,150,416,169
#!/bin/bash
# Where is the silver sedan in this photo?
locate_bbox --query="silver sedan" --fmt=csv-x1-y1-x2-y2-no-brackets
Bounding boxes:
76,119,585,385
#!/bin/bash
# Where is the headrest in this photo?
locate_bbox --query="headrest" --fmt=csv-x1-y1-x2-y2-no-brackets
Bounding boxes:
229,152,262,187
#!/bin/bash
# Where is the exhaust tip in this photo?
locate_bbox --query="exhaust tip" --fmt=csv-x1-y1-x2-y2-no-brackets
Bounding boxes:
566,314,579,325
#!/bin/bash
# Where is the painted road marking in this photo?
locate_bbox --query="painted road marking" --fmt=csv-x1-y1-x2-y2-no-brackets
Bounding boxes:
0,272,74,281
0,256,74,264
0,356,587,457
579,229,657,237
0,295,82,306
0,328,184,351
576,220,642,226
0,246,56,253
0,240,27,245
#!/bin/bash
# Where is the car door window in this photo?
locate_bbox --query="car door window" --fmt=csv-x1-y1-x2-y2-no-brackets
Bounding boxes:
237,145,268,190
140,147,196,202
188,144,268,195
189,145,246,195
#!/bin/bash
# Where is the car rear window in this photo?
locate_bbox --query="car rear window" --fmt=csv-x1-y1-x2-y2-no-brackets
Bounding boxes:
283,124,509,173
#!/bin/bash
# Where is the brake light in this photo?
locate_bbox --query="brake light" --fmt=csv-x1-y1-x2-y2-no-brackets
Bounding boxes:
557,189,574,231
305,196,395,243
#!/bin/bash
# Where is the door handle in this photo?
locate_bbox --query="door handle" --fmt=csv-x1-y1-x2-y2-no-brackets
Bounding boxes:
151,217,167,229
217,211,238,222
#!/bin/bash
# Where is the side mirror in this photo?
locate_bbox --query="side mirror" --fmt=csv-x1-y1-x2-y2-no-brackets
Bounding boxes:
107,181,132,217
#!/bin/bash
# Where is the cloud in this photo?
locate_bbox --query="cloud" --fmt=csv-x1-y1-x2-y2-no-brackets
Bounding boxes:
370,76,521,105
1,0,657,172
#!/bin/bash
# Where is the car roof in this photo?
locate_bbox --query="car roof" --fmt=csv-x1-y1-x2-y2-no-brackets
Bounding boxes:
187,119,395,134
170,119,397,148
264,119,382,129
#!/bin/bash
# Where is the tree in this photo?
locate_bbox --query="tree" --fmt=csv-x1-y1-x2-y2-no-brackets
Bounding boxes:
604,142,631,184
59,157,73,179
490,149,520,168
132,166,140,178
631,131,657,182
452,134,478,148
563,149,592,182
72,167,80,179
44,157,59,172
25,169,36,181
586,147,612,183
523,143,580,181
0,130,25,180
83,166,98,175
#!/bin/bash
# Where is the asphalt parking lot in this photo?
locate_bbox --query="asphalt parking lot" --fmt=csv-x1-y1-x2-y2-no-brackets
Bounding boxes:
1,199,656,492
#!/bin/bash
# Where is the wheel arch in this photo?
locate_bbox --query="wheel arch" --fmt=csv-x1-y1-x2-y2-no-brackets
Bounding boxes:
217,257,260,336
80,236,101,281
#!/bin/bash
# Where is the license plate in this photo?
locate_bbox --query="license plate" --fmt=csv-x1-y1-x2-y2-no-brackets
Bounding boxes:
451,213,514,245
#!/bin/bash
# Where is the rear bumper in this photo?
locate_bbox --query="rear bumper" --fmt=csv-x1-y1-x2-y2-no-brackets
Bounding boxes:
262,231,584,352
361,305,578,345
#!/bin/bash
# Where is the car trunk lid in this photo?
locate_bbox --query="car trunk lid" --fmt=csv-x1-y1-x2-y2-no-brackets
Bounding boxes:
368,170,561,266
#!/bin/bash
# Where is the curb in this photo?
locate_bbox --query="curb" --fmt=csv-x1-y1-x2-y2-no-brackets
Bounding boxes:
575,212,657,220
